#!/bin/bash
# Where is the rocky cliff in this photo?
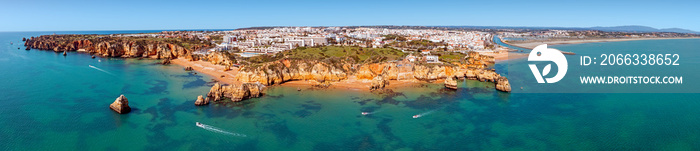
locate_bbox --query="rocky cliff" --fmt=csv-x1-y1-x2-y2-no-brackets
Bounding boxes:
193,55,510,104
235,59,351,85
205,83,264,102
24,35,210,59
444,76,458,90
233,59,510,92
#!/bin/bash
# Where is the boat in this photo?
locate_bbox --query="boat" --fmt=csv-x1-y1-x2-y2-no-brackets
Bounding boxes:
412,115,421,118
196,122,204,128
361,112,369,115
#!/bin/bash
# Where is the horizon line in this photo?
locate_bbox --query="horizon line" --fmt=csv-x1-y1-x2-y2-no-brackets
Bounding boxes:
1,25,696,33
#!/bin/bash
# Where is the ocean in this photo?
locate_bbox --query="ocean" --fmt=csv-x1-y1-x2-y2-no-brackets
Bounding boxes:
1,31,699,150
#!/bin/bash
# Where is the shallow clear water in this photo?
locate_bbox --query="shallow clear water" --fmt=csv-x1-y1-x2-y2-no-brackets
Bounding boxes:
1,32,700,150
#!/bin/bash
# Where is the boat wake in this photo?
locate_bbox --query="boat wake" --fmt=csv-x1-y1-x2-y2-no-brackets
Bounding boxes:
88,65,115,76
361,110,380,116
412,107,444,119
196,122,247,137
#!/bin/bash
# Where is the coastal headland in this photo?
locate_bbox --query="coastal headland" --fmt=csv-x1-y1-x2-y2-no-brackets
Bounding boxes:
24,34,512,104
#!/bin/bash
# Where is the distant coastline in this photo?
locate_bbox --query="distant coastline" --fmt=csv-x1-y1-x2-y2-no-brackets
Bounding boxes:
504,37,700,49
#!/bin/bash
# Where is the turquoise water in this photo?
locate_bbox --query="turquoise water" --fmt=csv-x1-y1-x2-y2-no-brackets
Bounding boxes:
1,31,700,150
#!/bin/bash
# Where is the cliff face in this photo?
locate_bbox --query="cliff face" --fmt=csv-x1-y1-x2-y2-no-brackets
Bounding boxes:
235,59,350,85
195,55,510,104
204,52,237,66
24,35,208,59
444,76,458,90
206,83,264,102
232,59,510,92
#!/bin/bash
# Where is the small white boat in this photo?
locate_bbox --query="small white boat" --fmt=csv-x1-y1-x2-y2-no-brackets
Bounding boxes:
196,122,204,128
412,115,421,118
361,112,370,115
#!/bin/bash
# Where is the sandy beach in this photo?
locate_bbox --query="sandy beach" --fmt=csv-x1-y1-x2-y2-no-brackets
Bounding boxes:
171,58,243,85
506,37,700,49
482,51,528,62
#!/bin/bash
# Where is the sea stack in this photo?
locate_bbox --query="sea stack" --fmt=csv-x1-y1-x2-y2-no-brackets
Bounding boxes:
444,76,458,90
63,51,67,56
205,82,264,102
25,47,30,50
370,75,388,90
109,94,131,114
495,77,512,92
194,95,209,106
161,59,171,65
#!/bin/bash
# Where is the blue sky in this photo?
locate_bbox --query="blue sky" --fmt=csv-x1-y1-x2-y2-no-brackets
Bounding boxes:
1,0,698,31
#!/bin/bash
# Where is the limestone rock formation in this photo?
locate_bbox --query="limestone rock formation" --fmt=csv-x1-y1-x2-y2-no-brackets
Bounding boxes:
412,65,449,81
205,51,237,66
444,76,458,90
194,95,209,106
184,66,193,71
235,59,349,86
161,59,171,65
496,77,512,92
24,35,210,59
206,83,264,102
109,94,131,114
370,75,389,90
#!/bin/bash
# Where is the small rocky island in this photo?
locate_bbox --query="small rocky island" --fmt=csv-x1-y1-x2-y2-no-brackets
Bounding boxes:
110,94,131,114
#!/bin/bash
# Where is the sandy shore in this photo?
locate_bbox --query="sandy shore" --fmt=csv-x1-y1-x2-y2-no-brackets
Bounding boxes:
481,51,528,62
171,58,243,85
507,37,700,49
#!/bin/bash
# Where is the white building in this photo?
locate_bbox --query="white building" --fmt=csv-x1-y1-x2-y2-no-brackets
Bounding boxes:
424,55,439,63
